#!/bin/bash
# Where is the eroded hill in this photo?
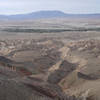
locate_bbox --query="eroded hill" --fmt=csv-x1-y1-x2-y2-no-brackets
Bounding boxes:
1,36,100,100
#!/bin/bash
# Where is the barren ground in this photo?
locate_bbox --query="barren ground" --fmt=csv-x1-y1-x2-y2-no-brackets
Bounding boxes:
0,18,100,100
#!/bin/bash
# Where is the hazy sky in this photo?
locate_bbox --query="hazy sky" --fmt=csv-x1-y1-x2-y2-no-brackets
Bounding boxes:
0,0,100,15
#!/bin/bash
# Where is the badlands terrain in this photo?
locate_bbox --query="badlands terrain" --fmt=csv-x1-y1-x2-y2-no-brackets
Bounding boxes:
0,18,100,100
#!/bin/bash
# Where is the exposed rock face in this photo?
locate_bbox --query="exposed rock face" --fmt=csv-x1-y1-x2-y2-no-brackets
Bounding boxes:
0,56,13,64
48,60,76,84
77,72,99,80
33,51,61,72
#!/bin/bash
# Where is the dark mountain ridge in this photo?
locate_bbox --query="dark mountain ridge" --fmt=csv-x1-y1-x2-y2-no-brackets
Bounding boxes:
0,10,100,20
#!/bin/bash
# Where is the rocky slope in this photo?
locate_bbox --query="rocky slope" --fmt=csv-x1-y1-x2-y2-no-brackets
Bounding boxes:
1,38,100,100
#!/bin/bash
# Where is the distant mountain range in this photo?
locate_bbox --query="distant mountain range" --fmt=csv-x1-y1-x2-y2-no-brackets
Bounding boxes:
0,10,100,20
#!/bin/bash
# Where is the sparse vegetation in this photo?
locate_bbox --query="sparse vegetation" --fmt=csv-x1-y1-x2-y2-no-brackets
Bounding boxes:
2,27,100,33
